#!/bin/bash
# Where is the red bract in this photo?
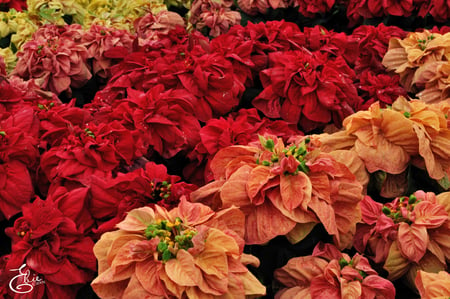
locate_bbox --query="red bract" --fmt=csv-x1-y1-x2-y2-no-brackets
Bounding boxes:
357,70,408,109
12,24,92,96
211,21,305,84
351,24,406,73
47,185,94,234
296,0,335,18
36,99,93,149
99,29,208,101
303,26,358,65
89,161,197,235
253,50,361,132
122,85,201,158
40,120,142,185
81,24,135,79
4,198,97,299
0,161,34,220
274,242,396,299
354,191,450,280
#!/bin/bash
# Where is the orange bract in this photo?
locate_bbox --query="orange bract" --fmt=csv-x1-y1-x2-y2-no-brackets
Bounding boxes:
91,198,266,298
191,135,363,248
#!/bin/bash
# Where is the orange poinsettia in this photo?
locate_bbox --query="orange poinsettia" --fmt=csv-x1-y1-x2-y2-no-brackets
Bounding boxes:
91,197,266,298
342,97,450,190
274,242,396,299
191,135,363,249
382,30,450,92
415,270,450,299
354,191,450,281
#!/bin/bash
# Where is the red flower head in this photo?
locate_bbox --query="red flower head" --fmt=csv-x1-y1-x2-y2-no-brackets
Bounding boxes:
351,24,406,73
36,99,93,149
89,161,197,235
357,70,408,109
297,0,335,18
40,120,143,185
12,24,92,97
4,198,97,299
253,50,361,132
0,108,39,220
120,85,201,158
275,242,396,299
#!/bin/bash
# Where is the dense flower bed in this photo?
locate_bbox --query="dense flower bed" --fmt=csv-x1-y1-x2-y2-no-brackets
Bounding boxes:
0,0,449,298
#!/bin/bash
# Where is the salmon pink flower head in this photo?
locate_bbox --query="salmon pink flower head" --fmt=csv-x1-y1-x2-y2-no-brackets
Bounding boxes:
189,0,241,37
12,24,92,97
354,191,450,280
91,198,266,298
191,134,363,249
274,242,396,299
415,270,450,299
343,97,450,189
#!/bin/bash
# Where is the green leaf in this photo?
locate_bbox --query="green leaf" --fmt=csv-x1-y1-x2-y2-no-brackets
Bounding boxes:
437,174,450,190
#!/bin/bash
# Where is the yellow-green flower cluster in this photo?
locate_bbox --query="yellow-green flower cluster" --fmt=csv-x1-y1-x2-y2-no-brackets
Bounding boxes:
1,10,38,50
165,0,191,10
0,47,17,73
26,0,87,25
84,0,167,32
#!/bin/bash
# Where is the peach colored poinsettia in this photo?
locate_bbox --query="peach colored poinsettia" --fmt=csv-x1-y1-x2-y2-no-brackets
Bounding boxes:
91,197,266,298
354,190,450,281
274,242,396,299
343,97,450,190
415,270,450,299
413,61,450,104
382,30,450,91
191,135,363,249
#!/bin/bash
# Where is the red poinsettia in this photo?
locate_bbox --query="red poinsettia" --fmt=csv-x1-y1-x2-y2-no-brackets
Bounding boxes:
253,49,361,132
0,108,39,220
89,161,197,235
351,24,406,74
296,0,335,18
274,242,396,299
40,120,145,185
4,198,97,299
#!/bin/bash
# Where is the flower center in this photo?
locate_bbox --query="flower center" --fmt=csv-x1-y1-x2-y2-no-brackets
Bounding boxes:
150,180,172,201
145,217,197,262
382,194,419,224
256,136,310,175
